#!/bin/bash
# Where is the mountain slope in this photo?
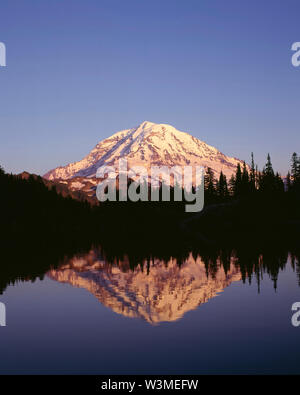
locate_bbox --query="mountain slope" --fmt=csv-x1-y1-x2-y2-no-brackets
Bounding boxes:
44,121,245,182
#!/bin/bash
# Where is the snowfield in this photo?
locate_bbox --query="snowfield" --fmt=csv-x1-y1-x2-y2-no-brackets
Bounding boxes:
44,121,245,182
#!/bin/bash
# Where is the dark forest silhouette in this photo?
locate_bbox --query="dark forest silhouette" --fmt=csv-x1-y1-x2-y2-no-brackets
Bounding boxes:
1,152,300,293
204,152,300,202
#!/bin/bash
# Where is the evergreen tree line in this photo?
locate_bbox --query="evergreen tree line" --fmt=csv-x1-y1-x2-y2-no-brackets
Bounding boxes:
204,152,300,203
0,166,101,245
1,162,300,293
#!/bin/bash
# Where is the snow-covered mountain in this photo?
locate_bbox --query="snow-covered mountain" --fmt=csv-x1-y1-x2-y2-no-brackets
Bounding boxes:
44,121,245,183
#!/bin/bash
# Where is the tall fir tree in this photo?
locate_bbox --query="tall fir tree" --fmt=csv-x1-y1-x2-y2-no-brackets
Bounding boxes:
260,154,277,194
264,153,274,176
241,161,250,195
234,163,242,197
291,152,300,185
204,167,216,202
229,174,236,197
216,171,228,200
250,152,256,191
286,171,291,192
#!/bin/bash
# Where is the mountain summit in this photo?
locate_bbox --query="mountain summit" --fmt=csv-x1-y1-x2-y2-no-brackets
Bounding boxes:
44,121,244,181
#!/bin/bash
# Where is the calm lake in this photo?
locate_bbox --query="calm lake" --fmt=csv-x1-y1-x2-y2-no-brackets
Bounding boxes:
0,248,300,374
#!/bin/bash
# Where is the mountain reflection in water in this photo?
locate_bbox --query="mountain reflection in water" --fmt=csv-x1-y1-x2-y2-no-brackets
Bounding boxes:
48,250,243,324
2,242,300,374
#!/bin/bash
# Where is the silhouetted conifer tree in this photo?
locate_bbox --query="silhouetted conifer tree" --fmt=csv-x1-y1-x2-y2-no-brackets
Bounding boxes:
250,152,256,191
265,154,274,176
216,171,228,200
241,161,250,195
291,153,300,191
260,154,278,194
234,163,242,197
229,174,236,197
204,167,216,202
286,171,291,192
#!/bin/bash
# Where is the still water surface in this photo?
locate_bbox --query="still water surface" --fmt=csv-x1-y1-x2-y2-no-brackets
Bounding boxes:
0,249,300,374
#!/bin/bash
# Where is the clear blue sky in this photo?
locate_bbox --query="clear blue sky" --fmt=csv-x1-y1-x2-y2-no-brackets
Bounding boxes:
0,0,299,176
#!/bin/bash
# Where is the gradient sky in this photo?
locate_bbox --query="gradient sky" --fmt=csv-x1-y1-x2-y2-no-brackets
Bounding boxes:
0,0,299,176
